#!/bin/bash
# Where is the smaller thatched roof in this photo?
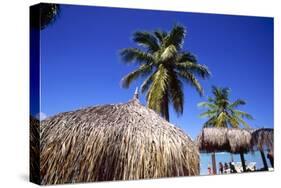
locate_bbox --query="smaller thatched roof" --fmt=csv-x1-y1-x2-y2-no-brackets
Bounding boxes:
196,128,252,154
251,128,274,151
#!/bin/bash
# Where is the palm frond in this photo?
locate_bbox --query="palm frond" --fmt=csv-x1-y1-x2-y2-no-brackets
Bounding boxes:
236,117,251,128
175,62,211,79
215,112,228,128
168,73,184,115
221,87,230,98
229,99,246,109
212,86,230,99
140,72,156,93
120,48,154,64
154,30,167,44
203,117,216,128
166,25,186,50
160,45,177,61
199,110,217,118
227,115,240,128
177,71,203,96
133,31,159,52
233,110,254,120
177,52,197,63
121,63,153,88
197,102,217,109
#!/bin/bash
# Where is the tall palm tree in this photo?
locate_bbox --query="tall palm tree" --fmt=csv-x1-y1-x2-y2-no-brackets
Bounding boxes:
120,25,210,121
198,86,253,174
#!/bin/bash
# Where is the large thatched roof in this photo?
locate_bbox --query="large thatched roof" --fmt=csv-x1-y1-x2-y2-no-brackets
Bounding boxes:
251,128,274,151
40,98,199,185
196,127,252,154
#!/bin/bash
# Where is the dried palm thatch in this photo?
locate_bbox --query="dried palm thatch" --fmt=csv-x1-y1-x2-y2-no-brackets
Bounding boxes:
196,127,252,154
40,98,199,185
30,116,40,184
251,128,273,151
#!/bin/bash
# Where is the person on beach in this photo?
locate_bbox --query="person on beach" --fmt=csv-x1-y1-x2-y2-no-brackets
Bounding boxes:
208,164,212,175
229,162,237,173
219,162,224,174
224,162,229,173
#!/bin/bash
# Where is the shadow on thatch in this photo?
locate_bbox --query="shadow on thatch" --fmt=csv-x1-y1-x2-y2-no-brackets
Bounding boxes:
196,128,252,154
39,98,199,185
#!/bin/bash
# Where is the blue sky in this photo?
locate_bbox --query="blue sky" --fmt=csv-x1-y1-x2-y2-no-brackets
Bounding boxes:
37,4,273,174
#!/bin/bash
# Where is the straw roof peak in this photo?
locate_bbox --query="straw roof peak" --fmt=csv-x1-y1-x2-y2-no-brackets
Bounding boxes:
133,87,139,99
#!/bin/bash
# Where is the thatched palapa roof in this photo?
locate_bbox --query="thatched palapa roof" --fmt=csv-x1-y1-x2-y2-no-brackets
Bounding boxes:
40,97,199,185
196,127,252,154
251,128,274,151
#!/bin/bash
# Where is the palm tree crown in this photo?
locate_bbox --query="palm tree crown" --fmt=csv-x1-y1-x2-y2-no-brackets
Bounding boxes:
120,25,210,121
198,86,253,128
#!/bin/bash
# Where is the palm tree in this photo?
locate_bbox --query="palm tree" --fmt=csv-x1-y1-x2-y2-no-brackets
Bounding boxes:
198,86,253,173
198,86,253,128
120,25,210,121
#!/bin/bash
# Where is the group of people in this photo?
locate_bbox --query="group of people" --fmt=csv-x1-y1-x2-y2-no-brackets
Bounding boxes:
207,161,245,175
218,162,239,174
207,150,274,175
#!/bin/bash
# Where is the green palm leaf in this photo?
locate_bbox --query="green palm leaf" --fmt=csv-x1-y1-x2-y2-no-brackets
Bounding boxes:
165,25,186,49
120,48,154,64
121,63,153,88
154,30,167,44
177,52,197,63
168,73,184,115
199,110,217,118
233,110,254,120
140,71,157,93
175,62,210,79
133,31,159,52
177,70,203,96
160,45,177,61
198,102,217,109
229,99,246,108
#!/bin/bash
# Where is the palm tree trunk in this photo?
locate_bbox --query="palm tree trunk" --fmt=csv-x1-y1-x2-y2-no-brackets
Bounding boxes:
259,150,268,171
211,152,217,175
162,93,169,121
239,152,246,172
